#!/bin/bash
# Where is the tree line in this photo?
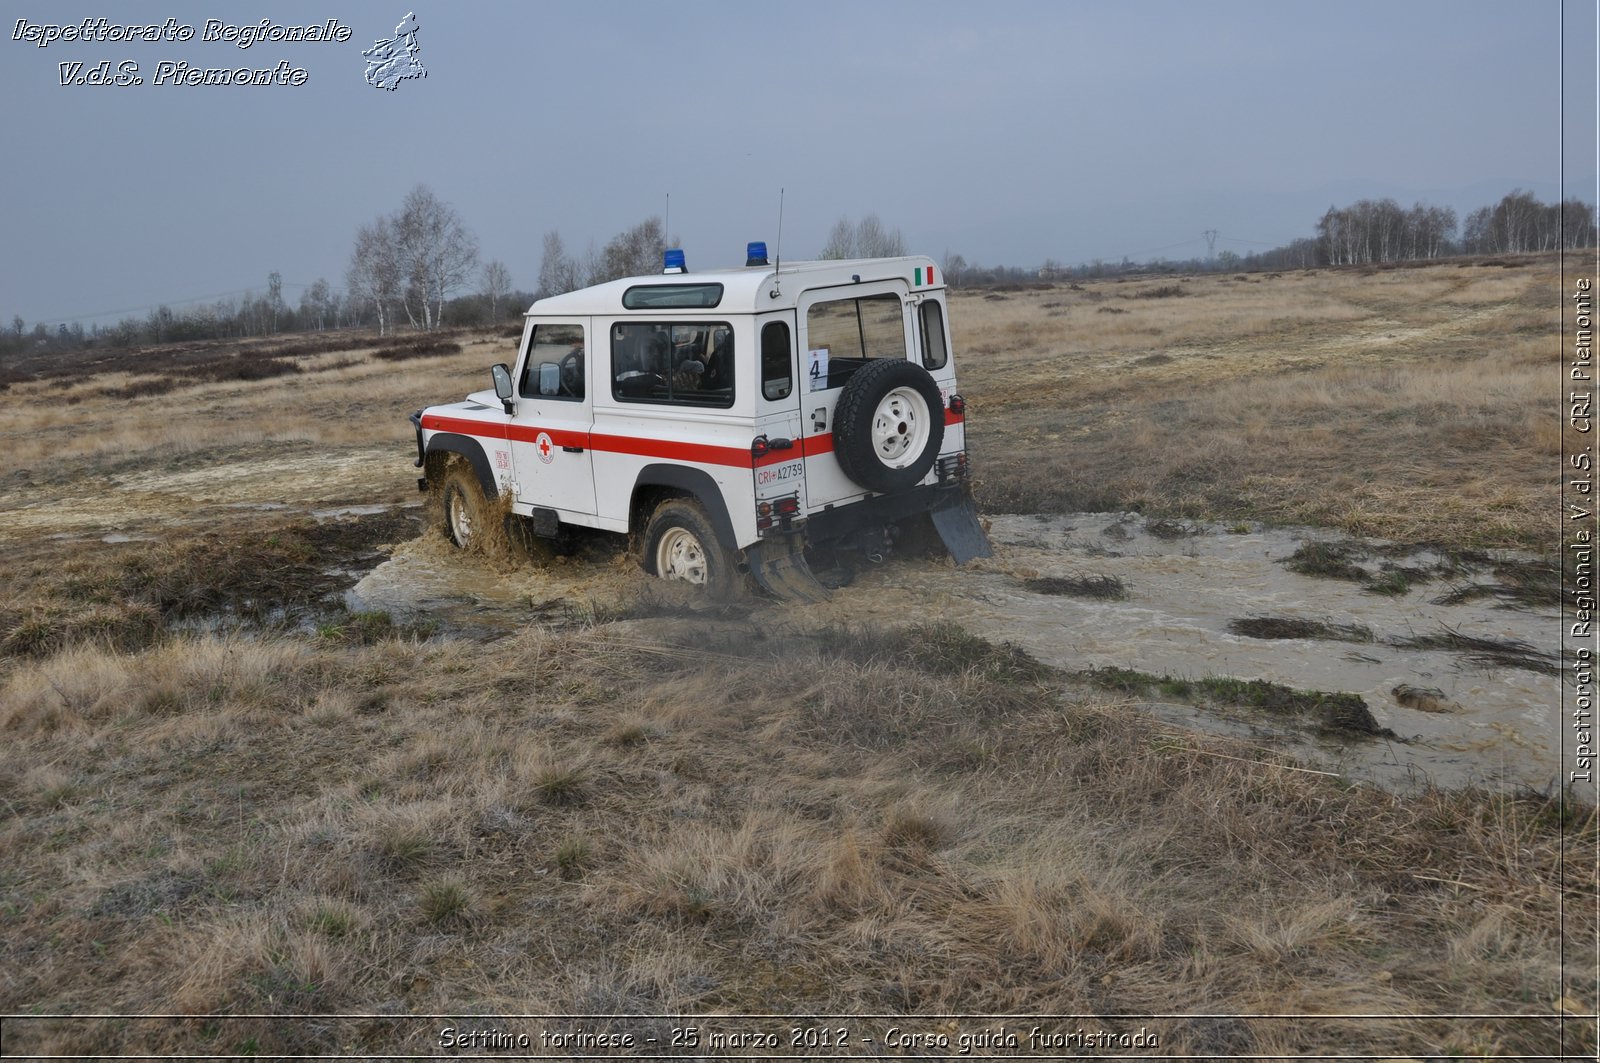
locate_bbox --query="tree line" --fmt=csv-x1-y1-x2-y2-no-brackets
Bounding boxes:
6,185,1597,365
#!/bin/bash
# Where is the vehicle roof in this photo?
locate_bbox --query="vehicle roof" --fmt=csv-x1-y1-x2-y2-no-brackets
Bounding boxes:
526,255,939,317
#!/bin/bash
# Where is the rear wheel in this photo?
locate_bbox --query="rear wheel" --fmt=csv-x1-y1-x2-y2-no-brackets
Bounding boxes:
642,499,740,599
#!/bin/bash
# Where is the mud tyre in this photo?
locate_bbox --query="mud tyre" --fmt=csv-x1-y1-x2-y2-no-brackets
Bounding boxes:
642,499,741,600
833,359,945,495
438,461,489,550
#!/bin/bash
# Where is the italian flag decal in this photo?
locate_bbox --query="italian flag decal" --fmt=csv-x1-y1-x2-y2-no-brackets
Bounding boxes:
915,265,936,286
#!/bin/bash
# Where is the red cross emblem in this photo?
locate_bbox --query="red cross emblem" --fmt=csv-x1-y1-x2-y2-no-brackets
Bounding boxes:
535,431,554,464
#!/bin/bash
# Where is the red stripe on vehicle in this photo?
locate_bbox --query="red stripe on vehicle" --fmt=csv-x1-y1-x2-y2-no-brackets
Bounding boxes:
590,434,752,467
421,413,508,439
426,411,962,469
504,423,588,450
802,433,835,457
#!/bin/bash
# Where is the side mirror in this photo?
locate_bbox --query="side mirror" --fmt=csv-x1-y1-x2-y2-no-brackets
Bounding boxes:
490,363,514,413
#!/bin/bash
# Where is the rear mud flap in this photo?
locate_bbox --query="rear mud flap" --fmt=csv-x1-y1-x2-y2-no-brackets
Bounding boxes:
745,536,831,603
931,497,993,564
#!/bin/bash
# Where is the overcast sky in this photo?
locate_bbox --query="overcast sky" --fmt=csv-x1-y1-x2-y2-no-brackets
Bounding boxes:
2,0,1595,326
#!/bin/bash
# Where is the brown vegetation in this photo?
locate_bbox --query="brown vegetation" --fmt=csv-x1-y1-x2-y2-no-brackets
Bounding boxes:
0,255,1590,1055
956,254,1565,551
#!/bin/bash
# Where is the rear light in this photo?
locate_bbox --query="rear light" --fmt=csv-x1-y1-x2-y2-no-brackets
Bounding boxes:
948,394,966,415
936,453,969,482
756,494,801,535
751,436,770,458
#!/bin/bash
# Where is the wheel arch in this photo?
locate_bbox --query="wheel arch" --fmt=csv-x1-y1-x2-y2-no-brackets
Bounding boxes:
629,464,738,552
424,433,499,499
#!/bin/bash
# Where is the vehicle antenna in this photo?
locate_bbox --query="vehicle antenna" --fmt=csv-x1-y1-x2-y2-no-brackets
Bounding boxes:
664,192,670,254
769,188,785,299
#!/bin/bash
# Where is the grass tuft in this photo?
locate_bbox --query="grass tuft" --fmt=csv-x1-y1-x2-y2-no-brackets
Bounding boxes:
1023,574,1127,600
419,879,474,926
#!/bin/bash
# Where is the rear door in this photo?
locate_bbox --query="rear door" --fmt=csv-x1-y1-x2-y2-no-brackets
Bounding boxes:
752,312,806,513
795,282,913,508
508,318,597,520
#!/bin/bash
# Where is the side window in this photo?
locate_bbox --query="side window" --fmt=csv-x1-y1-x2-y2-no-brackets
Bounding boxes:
518,323,585,400
610,322,734,408
804,293,905,391
920,300,948,370
761,321,792,401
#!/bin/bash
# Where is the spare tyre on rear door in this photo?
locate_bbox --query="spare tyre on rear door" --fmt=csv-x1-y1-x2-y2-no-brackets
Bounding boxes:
832,358,945,494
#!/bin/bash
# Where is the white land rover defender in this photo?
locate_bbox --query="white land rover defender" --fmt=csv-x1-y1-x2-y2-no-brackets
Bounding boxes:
410,245,990,600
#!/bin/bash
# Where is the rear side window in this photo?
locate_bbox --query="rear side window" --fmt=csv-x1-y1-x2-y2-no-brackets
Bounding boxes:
621,284,723,309
920,300,948,370
804,293,905,391
761,321,792,400
518,323,585,400
610,322,734,407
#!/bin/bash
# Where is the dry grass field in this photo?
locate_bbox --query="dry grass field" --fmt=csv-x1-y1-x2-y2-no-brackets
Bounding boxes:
0,255,1592,1057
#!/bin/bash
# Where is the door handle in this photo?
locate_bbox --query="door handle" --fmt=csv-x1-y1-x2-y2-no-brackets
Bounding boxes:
811,408,826,431
562,446,585,453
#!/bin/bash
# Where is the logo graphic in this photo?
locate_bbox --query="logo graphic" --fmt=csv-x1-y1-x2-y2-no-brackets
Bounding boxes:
363,12,425,90
535,432,555,464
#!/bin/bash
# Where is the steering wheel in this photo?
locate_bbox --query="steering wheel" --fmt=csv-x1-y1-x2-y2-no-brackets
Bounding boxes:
559,350,583,396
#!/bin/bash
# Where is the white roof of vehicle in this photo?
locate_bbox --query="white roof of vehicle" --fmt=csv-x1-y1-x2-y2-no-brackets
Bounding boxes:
527,255,939,316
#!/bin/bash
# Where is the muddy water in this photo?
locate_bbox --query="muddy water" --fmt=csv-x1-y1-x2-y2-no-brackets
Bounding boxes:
349,514,1565,794
885,515,1563,794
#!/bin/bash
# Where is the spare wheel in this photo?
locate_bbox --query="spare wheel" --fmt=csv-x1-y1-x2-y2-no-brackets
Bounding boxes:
832,359,945,494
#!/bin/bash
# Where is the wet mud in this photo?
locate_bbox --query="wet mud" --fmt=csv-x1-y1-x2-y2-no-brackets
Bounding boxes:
350,512,1566,794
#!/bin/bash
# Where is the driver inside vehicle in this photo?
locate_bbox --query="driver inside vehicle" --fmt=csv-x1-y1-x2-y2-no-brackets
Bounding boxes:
560,338,583,397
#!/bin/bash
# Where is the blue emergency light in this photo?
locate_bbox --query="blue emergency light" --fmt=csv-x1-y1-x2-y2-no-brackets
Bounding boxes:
662,248,686,273
746,241,769,267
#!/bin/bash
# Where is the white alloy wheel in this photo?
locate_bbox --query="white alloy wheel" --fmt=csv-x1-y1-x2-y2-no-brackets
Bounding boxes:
654,525,709,584
447,487,475,547
437,462,489,551
870,386,932,468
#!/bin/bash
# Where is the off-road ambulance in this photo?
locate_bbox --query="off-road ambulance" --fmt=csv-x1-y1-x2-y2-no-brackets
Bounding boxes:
410,245,990,600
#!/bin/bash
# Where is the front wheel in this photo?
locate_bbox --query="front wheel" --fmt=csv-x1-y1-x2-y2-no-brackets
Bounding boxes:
642,499,741,599
438,462,488,549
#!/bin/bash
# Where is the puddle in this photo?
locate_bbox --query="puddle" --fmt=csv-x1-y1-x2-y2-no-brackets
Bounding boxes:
345,534,645,639
351,513,1566,794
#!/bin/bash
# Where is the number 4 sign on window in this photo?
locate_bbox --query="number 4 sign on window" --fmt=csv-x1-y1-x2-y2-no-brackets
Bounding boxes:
807,347,829,391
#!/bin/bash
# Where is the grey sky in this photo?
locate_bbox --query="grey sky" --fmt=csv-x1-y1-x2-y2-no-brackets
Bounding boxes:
2,0,1594,326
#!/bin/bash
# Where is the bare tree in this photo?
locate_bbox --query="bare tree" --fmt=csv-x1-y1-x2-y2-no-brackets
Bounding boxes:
579,240,605,288
299,278,332,330
392,185,479,330
266,271,286,333
482,260,512,320
820,214,905,259
1562,198,1598,249
598,217,666,282
941,251,967,287
856,214,905,257
820,217,856,259
346,216,403,335
537,231,579,297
